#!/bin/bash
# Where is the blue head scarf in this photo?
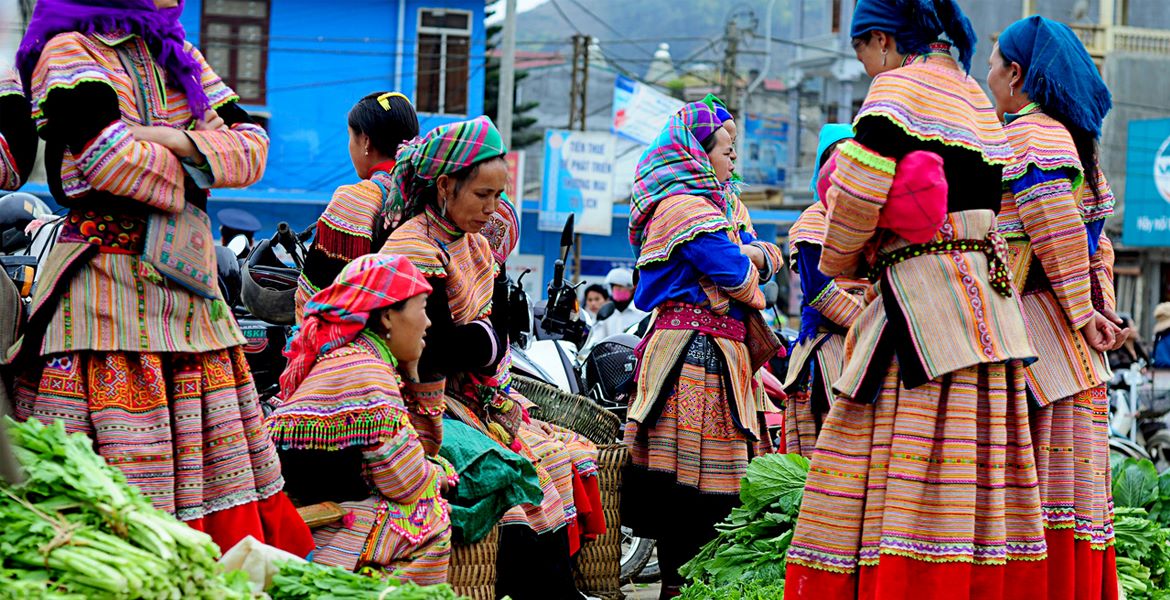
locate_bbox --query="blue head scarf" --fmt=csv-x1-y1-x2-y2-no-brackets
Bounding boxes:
851,0,977,73
809,124,855,200
998,15,1112,138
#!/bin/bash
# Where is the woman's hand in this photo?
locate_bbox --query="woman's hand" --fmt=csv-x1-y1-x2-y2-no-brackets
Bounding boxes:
194,109,226,132
1100,307,1133,351
1081,311,1122,353
128,124,206,165
742,243,767,270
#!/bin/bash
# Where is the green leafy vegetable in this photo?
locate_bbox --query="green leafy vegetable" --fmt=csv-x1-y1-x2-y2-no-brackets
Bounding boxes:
267,560,464,600
0,417,251,599
1114,457,1161,509
679,454,810,591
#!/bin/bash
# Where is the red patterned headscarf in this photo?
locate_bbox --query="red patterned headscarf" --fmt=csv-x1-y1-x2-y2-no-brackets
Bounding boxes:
281,254,431,398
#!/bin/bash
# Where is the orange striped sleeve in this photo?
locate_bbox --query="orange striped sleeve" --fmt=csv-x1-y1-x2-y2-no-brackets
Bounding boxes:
820,140,894,278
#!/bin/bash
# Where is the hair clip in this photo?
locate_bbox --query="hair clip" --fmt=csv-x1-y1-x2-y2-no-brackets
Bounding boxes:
377,92,411,111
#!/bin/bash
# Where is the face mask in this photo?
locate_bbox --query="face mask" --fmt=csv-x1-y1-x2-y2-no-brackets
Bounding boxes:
611,287,633,303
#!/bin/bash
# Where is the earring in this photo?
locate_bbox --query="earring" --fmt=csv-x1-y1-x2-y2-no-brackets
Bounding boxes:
383,329,392,343
1010,87,1014,97
881,49,888,67
365,149,369,156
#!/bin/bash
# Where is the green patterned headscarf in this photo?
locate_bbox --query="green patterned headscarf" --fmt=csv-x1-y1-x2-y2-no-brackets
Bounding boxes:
383,116,508,232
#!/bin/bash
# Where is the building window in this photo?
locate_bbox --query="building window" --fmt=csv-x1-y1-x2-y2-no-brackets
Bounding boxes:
831,0,842,33
201,0,270,105
416,8,472,115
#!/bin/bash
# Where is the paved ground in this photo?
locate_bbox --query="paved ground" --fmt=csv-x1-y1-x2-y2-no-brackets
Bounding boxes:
621,582,662,599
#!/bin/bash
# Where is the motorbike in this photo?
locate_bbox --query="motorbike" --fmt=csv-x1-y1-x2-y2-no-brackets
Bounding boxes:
1109,358,1170,469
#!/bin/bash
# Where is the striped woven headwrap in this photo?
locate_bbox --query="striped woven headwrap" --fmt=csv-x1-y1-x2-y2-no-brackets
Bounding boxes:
382,115,508,233
629,102,728,255
281,254,432,398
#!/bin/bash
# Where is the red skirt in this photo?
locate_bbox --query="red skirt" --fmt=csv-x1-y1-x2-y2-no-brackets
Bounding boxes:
14,347,314,556
785,359,1047,600
1031,386,1118,600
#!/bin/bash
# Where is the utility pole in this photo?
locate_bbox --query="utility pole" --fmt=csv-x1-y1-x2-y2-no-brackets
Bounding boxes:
567,33,589,281
720,20,740,116
496,0,518,147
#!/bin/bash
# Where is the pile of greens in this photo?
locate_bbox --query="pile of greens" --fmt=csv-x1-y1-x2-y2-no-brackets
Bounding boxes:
677,453,811,598
0,417,253,599
1112,456,1170,599
268,561,465,600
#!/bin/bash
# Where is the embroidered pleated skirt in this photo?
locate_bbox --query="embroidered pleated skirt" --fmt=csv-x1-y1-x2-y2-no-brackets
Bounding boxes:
622,333,771,585
1031,386,1118,600
14,347,314,556
785,358,1049,600
784,333,847,457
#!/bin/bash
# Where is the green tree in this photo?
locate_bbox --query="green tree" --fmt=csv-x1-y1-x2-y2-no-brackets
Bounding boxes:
485,2,542,148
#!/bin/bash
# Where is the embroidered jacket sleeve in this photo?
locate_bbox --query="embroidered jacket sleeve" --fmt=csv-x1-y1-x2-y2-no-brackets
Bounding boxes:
1090,232,1116,314
361,411,443,506
0,74,37,191
678,231,763,305
34,36,187,211
1009,165,1095,329
797,242,865,329
818,136,895,278
418,276,505,378
401,377,446,458
180,45,268,189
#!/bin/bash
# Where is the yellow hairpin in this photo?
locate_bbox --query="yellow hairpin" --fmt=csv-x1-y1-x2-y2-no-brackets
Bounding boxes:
377,92,410,111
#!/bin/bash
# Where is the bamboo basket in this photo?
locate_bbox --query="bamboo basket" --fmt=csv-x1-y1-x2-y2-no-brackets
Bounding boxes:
448,525,500,600
510,374,627,599
509,375,622,445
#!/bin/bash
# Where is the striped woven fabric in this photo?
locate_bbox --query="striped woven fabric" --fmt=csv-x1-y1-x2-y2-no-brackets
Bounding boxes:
271,335,452,580
788,201,829,254
1092,235,1117,313
1016,291,1111,407
633,193,733,268
856,52,1013,165
820,141,895,278
14,347,285,522
833,211,1035,397
30,33,264,207
1031,386,1114,548
786,359,1047,589
311,496,452,585
382,209,497,322
624,334,769,495
808,279,867,328
39,253,243,355
295,172,395,322
998,112,1112,405
783,333,846,457
24,31,266,356
629,103,730,254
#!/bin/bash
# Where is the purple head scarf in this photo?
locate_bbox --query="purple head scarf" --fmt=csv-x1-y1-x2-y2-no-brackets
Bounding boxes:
17,0,210,116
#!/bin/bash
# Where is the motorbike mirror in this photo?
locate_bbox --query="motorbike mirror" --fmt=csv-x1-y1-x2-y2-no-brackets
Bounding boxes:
515,268,531,287
763,280,780,308
559,214,574,262
227,234,250,258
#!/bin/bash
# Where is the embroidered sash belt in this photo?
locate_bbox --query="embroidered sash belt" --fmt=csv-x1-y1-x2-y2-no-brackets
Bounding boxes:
870,232,1013,297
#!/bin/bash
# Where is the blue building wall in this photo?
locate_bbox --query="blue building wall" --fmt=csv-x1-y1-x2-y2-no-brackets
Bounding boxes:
179,0,486,204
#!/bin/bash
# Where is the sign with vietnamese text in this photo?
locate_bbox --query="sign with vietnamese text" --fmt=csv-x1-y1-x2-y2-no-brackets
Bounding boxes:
540,129,615,236
1124,118,1170,247
612,75,685,146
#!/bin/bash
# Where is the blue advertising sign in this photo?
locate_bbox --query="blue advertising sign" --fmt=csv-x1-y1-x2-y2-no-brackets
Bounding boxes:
540,129,616,236
741,112,788,186
1125,118,1170,247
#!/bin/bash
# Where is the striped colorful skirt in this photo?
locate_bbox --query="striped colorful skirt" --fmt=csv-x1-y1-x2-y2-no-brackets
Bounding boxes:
622,333,771,584
784,333,847,457
785,358,1048,600
1030,385,1118,600
311,497,453,585
14,347,313,556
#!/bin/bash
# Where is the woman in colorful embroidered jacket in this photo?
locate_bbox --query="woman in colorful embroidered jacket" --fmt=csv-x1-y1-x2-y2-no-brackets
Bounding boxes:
0,69,37,191
294,92,419,323
623,101,784,599
9,0,312,555
380,116,590,599
783,1,1047,599
782,124,869,457
988,15,1128,600
270,254,455,584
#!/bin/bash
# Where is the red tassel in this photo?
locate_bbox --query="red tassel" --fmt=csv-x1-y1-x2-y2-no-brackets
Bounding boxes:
342,511,356,528
520,405,532,425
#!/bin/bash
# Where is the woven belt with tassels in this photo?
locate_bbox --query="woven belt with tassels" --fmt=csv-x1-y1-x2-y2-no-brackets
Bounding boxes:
868,232,1013,297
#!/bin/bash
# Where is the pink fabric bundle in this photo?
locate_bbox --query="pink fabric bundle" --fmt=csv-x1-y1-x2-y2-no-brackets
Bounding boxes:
818,149,948,244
